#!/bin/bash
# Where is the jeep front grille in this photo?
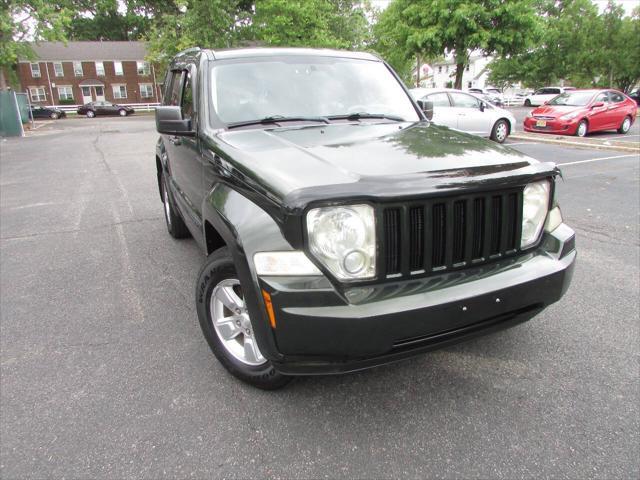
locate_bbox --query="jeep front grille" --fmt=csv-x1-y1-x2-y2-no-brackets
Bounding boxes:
380,189,523,278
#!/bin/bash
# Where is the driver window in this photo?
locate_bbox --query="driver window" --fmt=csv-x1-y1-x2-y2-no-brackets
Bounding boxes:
425,92,451,107
595,92,609,104
182,71,194,119
449,92,480,109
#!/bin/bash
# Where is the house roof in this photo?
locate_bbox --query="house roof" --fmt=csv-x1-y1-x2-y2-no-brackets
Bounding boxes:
21,41,148,62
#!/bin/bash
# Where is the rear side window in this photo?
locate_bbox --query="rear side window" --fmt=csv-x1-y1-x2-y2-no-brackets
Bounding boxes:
549,88,561,94
609,92,624,103
425,92,451,107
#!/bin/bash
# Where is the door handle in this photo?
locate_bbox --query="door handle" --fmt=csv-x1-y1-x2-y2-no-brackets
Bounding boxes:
168,135,182,146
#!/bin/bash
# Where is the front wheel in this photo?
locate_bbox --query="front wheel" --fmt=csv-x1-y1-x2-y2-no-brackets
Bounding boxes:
86,110,95,118
50,112,59,119
618,116,632,134
195,247,292,390
490,119,509,143
119,109,127,116
575,120,588,137
160,172,190,239
524,99,531,107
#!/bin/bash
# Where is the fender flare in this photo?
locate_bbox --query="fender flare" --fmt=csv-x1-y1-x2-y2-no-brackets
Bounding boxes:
200,183,293,362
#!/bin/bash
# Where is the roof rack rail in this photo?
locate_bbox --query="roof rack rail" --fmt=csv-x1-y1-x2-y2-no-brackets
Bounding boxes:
175,47,202,57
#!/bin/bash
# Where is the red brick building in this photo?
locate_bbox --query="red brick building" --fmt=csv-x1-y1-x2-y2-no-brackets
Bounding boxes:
17,41,161,106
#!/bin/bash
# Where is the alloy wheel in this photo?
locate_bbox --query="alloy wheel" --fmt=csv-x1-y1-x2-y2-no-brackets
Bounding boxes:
210,278,266,366
495,122,508,142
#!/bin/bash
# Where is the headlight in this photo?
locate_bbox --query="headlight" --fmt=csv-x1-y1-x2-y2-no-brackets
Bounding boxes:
254,251,321,276
521,180,551,249
560,111,579,121
307,204,376,280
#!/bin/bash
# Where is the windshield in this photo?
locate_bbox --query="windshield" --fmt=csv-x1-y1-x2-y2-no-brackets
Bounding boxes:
210,56,420,125
548,91,596,106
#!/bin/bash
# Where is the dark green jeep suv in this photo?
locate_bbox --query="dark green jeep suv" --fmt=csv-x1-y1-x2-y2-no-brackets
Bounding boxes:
155,47,575,389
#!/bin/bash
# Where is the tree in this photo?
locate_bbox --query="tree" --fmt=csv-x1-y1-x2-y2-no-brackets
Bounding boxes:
488,0,639,91
251,0,372,49
373,0,539,89
0,0,73,89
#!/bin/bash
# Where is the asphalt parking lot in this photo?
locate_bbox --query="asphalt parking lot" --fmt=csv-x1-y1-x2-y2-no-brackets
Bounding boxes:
1,116,638,478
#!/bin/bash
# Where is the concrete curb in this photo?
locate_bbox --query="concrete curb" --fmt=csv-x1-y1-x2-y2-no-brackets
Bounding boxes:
510,133,640,153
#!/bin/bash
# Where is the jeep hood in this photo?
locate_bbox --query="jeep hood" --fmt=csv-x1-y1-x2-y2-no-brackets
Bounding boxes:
212,122,557,210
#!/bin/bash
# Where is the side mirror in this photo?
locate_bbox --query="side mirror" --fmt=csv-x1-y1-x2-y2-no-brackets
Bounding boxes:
156,106,195,136
479,102,485,112
417,100,434,120
592,102,605,108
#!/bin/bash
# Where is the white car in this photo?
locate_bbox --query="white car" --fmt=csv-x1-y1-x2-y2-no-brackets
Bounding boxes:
523,87,576,107
409,88,517,143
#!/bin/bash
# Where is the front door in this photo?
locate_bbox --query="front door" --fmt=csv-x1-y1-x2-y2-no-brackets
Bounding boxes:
94,86,105,102
81,86,92,104
449,92,488,136
588,92,610,131
423,92,458,130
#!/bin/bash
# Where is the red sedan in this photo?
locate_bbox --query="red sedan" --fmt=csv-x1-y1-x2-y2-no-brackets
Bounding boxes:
523,89,637,137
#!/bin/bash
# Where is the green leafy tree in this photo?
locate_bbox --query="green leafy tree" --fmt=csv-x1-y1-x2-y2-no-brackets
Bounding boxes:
1,0,73,89
489,0,639,91
373,0,539,89
251,0,372,49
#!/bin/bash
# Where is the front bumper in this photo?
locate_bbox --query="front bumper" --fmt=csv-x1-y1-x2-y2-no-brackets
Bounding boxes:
259,224,576,375
523,117,579,135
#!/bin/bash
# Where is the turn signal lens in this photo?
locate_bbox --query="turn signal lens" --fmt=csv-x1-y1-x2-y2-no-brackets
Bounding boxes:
261,289,276,329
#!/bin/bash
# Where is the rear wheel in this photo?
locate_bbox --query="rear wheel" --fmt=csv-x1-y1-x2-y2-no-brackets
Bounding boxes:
50,112,59,119
119,109,127,116
160,172,190,239
524,99,531,107
195,247,292,390
86,110,95,118
618,116,632,134
575,120,588,137
490,119,509,143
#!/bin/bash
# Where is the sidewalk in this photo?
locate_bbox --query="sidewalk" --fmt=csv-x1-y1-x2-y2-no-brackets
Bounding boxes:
510,131,639,153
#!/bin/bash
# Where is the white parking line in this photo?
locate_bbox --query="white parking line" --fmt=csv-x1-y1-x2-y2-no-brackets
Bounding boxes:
560,153,639,166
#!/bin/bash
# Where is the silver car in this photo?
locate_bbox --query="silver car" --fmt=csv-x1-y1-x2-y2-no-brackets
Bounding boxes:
409,88,516,143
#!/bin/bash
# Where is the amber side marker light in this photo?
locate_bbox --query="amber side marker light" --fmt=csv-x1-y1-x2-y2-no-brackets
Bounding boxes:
261,289,276,329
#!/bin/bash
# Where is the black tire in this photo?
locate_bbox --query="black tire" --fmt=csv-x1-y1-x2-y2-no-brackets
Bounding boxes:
160,172,190,239
50,112,58,119
119,109,127,117
195,247,292,390
617,116,632,134
490,119,509,143
86,110,95,118
524,99,531,107
575,119,588,137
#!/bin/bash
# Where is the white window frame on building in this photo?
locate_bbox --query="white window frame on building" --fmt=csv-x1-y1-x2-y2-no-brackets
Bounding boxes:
112,84,127,99
29,86,46,102
95,61,105,76
139,83,154,98
114,61,124,76
57,86,74,101
73,61,83,76
30,63,41,78
136,61,150,76
53,62,64,77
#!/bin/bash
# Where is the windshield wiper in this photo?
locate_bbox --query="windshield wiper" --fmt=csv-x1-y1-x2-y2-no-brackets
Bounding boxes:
327,112,406,122
227,115,330,129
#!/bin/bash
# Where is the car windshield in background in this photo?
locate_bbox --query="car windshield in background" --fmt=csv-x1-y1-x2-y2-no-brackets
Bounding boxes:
548,91,595,106
210,56,420,125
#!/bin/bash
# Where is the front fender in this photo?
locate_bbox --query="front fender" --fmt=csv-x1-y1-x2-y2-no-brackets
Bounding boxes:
201,184,295,362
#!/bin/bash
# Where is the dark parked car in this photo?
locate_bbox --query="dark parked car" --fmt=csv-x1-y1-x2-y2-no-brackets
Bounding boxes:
155,47,576,389
77,101,134,118
29,105,66,119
